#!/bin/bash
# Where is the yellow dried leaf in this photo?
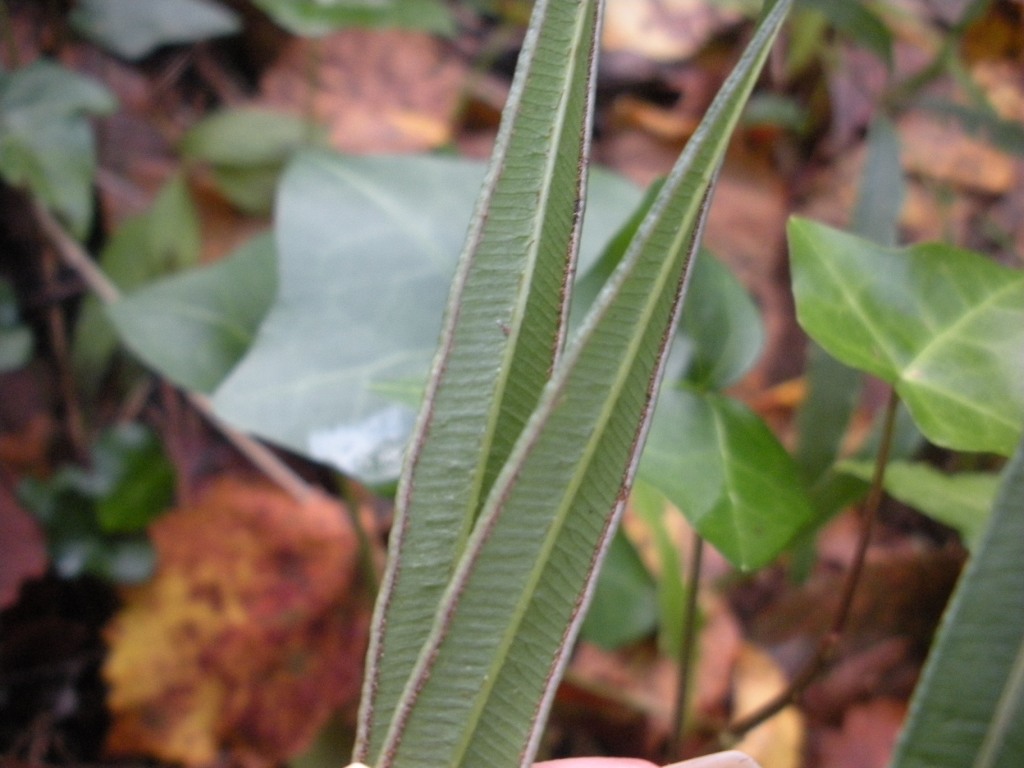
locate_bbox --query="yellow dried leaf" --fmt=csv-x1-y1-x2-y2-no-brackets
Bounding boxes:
104,476,365,767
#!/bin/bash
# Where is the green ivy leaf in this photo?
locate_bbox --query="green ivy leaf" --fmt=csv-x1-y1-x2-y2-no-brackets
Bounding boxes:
580,529,658,649
250,0,453,36
73,172,201,390
18,423,172,583
212,151,640,484
638,387,815,570
679,251,765,390
108,234,277,393
789,218,1024,456
181,108,323,214
70,0,240,60
0,61,116,237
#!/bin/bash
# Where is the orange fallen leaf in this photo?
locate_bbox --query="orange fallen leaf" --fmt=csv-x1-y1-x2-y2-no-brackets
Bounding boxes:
602,0,741,62
732,644,804,768
104,476,365,767
261,29,466,154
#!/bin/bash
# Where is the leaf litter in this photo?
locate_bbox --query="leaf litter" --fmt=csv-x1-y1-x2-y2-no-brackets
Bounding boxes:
0,2,1022,768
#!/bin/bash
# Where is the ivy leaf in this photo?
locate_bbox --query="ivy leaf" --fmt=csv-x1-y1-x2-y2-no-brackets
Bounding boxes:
789,218,1024,456
250,0,453,36
0,61,116,237
638,387,814,570
70,0,240,60
108,235,277,393
181,108,323,214
73,172,201,390
212,152,640,485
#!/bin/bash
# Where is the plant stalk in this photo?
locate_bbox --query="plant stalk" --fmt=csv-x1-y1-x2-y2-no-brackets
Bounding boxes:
31,200,314,503
720,387,900,742
668,529,705,762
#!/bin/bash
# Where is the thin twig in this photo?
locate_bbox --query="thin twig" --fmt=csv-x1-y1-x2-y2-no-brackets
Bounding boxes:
39,245,89,461
720,388,901,742
668,529,705,762
31,200,313,503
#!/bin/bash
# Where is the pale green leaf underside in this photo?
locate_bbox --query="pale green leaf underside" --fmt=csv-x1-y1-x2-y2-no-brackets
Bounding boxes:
211,153,638,485
789,219,1024,455
358,0,604,761
373,3,792,766
889,437,1024,768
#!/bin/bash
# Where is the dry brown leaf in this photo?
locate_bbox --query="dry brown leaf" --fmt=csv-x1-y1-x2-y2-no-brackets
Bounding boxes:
732,644,804,768
899,111,1017,194
261,29,467,154
602,0,741,62
103,476,364,767
814,698,906,768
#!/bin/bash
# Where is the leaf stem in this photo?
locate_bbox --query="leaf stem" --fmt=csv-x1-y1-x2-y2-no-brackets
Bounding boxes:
720,387,900,743
668,529,705,762
31,200,314,504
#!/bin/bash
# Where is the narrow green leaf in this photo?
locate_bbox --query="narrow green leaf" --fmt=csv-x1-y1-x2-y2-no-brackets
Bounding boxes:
851,114,904,246
375,4,791,766
631,478,687,657
108,234,276,393
70,0,240,60
889,437,1024,768
639,387,814,569
573,194,765,392
357,0,605,760
789,219,1024,455
838,459,998,548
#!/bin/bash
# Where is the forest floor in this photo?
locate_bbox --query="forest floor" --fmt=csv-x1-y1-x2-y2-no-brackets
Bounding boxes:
2,2,1022,768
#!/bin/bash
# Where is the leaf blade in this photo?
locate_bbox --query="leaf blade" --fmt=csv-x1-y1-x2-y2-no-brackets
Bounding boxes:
375,4,792,765
889,437,1024,768
357,0,605,759
788,219,1024,455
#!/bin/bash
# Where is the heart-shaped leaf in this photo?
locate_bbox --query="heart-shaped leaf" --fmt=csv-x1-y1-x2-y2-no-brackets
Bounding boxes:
838,459,997,549
638,387,814,569
0,61,116,237
789,218,1024,456
108,235,276,393
70,0,240,60
212,152,640,485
